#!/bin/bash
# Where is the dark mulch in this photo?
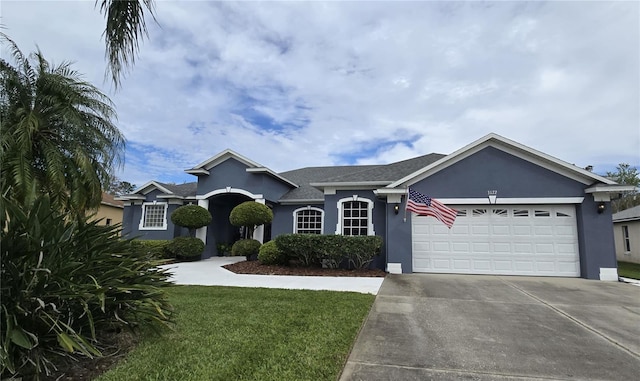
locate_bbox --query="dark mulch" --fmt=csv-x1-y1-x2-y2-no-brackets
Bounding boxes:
223,260,386,277
45,330,139,381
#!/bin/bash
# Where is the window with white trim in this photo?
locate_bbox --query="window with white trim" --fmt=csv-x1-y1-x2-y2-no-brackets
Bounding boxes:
293,207,324,234
336,196,374,236
139,202,168,230
622,225,631,252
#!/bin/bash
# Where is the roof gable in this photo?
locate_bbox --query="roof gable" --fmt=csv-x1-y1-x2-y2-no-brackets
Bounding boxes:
186,149,263,174
388,133,616,188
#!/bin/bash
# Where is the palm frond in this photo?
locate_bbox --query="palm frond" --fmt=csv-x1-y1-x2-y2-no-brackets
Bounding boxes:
98,0,157,88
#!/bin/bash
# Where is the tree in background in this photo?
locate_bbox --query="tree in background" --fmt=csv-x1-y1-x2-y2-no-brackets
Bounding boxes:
606,163,640,212
106,177,136,195
0,33,124,215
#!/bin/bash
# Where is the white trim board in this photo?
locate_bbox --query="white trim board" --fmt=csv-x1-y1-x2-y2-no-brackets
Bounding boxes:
435,197,585,205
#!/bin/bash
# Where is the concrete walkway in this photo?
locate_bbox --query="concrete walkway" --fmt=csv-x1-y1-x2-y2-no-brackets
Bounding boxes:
158,257,384,294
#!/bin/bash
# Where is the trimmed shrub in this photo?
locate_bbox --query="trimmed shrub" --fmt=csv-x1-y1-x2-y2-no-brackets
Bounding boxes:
232,239,262,261
166,237,205,258
170,205,211,236
0,195,173,379
275,234,383,269
131,239,173,259
229,202,273,238
258,240,287,265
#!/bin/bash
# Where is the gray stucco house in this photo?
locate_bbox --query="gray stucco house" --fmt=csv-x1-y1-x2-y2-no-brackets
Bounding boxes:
119,133,631,280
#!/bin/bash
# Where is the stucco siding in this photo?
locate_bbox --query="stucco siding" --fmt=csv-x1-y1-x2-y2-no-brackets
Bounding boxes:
121,190,184,241
386,146,614,279
576,200,617,278
614,221,640,264
196,158,291,201
271,204,324,237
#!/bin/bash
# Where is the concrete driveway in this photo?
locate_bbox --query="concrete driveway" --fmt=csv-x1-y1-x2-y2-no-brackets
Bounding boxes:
341,274,640,380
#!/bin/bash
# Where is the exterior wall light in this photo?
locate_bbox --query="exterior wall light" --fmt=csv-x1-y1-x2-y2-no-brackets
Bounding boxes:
394,204,400,214
597,202,605,214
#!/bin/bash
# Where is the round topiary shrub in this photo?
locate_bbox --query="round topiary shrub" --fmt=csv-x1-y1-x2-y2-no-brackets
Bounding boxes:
229,202,273,238
258,240,287,265
167,237,205,260
171,205,212,236
231,239,262,261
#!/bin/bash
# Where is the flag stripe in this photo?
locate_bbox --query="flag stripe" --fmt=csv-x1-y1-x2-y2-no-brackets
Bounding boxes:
405,188,457,228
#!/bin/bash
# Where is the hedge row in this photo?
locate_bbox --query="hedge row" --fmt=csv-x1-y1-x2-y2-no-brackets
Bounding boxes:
130,239,173,260
274,234,382,269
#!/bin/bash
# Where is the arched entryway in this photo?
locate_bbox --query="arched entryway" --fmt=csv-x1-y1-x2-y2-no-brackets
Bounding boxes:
195,188,270,257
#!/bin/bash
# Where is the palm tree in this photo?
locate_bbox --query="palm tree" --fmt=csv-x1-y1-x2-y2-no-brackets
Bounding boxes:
0,33,124,214
97,0,156,88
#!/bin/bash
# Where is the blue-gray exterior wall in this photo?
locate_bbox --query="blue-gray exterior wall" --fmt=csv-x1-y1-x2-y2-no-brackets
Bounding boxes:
271,204,324,237
121,189,185,241
386,147,615,279
323,190,386,269
576,199,617,279
196,158,291,202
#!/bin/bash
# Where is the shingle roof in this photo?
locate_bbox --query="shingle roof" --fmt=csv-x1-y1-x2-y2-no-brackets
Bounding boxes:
101,192,124,208
276,153,446,201
612,205,640,222
135,153,447,202
278,165,379,201
319,153,446,183
157,182,198,197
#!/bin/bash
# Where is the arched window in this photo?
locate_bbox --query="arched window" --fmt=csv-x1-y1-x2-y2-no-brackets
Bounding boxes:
336,196,375,236
293,206,324,234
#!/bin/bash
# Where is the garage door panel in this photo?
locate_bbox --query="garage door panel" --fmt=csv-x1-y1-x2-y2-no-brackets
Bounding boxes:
512,225,532,236
412,205,580,277
472,225,490,235
492,225,510,235
535,243,554,253
492,243,511,253
453,259,471,270
433,259,452,269
473,260,491,270
452,242,470,252
451,225,470,234
515,261,535,271
556,243,577,253
514,243,533,253
555,226,575,236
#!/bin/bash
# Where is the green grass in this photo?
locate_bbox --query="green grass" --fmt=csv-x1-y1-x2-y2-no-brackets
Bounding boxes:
618,261,640,280
97,286,375,381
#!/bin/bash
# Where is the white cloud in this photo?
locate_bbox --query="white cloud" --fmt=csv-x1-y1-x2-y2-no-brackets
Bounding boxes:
2,0,638,186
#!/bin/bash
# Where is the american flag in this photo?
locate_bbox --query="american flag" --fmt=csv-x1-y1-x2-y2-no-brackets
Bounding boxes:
406,188,458,229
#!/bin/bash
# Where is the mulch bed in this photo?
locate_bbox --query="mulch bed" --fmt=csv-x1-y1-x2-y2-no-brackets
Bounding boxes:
223,260,387,277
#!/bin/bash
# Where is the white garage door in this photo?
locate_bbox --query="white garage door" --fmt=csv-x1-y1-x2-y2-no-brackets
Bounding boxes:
412,205,580,277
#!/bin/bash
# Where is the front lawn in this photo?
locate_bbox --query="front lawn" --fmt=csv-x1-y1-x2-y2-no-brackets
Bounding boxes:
98,286,375,381
618,261,640,280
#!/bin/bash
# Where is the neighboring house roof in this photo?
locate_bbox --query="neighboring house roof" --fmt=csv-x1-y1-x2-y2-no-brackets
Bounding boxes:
612,205,640,223
101,192,124,208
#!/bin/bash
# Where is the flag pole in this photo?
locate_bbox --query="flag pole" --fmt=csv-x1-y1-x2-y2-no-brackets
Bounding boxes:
403,187,409,223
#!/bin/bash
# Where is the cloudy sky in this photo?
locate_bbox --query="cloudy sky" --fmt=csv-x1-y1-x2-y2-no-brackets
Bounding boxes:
2,1,639,186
